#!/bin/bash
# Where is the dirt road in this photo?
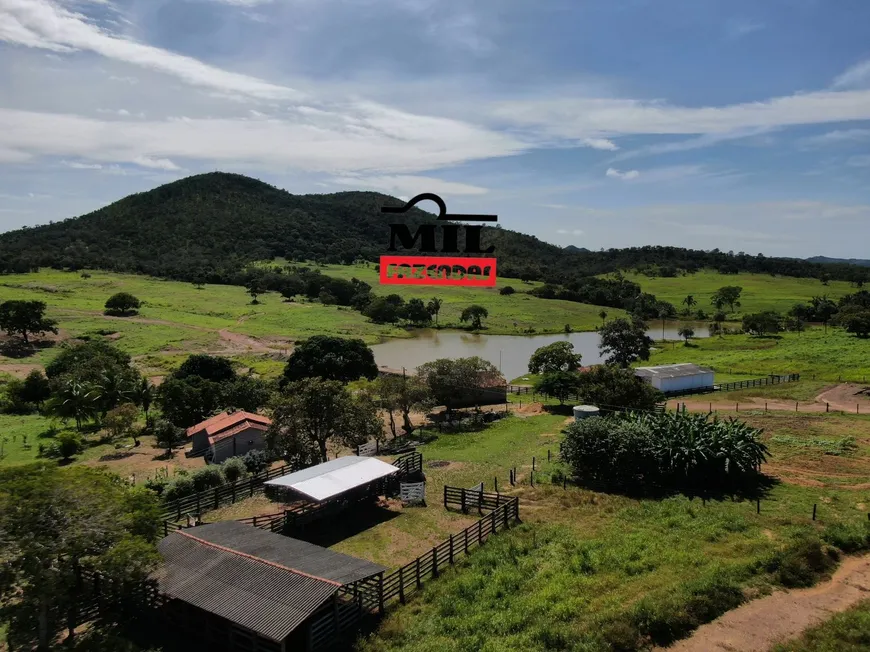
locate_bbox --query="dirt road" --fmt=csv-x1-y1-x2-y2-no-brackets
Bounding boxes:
667,383,870,415
660,554,870,652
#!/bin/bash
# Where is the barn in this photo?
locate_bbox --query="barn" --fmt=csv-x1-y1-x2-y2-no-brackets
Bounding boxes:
156,521,385,651
186,411,272,463
634,363,715,394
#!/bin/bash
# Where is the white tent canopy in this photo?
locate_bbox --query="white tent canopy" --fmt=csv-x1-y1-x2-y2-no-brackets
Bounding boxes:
264,455,400,502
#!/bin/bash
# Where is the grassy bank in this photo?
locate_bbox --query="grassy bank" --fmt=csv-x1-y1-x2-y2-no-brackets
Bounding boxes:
625,270,854,318
649,327,870,381
773,599,870,651
356,412,870,652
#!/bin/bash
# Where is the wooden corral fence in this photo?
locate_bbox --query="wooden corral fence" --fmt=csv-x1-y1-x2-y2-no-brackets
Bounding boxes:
160,463,292,521
306,487,520,649
66,567,165,636
662,373,800,398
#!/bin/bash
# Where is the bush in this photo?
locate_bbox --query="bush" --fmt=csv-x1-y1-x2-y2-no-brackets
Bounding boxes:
222,456,248,483
768,536,838,588
242,448,269,474
561,412,769,493
56,431,83,459
822,521,870,553
163,475,195,502
191,465,225,492
499,286,515,296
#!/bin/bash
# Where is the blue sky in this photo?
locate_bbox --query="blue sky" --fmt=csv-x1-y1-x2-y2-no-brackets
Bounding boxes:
1,0,869,258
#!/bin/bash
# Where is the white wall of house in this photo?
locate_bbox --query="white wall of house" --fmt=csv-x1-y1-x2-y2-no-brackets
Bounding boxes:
654,371,715,393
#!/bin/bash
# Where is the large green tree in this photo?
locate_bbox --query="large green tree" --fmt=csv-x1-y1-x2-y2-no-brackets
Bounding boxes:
282,335,378,385
415,357,504,415
0,300,58,345
266,378,382,466
528,341,582,375
710,286,743,314
742,311,784,337
598,317,653,368
103,292,141,316
372,373,433,436
0,464,161,650
575,365,665,412
460,305,489,330
534,371,582,405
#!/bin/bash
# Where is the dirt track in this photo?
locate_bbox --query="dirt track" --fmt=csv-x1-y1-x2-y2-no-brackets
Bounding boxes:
667,383,870,415
660,554,870,652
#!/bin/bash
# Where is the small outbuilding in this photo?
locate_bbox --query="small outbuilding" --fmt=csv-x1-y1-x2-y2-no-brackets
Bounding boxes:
185,411,272,463
265,455,401,503
157,521,385,651
634,363,715,394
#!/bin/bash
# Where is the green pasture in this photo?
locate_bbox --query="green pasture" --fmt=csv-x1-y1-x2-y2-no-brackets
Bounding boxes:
624,270,854,317
358,412,870,652
649,327,870,381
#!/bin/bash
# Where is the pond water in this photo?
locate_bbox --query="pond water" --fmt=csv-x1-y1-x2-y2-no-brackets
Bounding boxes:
370,321,710,383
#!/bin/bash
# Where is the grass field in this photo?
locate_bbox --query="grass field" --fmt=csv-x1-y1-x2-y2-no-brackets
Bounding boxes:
649,327,870,381
773,599,870,652
351,410,870,652
0,267,620,377
625,270,854,317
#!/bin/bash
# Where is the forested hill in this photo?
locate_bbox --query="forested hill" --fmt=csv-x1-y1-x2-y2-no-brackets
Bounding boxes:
0,171,868,285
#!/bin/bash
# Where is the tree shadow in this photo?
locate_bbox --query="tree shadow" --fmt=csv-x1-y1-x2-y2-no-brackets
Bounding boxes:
288,501,400,548
568,472,779,503
0,338,54,359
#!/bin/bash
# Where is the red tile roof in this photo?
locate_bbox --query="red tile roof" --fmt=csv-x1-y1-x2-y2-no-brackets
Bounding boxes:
187,411,271,438
207,420,270,446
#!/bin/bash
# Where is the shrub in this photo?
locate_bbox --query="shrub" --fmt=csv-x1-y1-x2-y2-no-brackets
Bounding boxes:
56,431,83,459
499,286,515,296
242,448,269,474
222,456,248,483
768,536,837,588
822,521,870,553
163,475,195,502
191,465,225,492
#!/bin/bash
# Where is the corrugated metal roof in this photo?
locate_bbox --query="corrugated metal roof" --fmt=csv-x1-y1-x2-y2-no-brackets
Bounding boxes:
634,363,714,379
265,455,400,502
207,421,269,445
157,522,385,642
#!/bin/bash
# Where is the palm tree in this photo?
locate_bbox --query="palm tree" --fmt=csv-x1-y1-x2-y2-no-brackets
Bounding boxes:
49,379,97,431
682,295,697,315
427,298,443,327
598,310,607,327
93,369,136,418
136,377,154,421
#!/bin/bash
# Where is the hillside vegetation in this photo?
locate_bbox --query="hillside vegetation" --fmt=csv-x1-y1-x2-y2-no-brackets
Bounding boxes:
2,172,869,287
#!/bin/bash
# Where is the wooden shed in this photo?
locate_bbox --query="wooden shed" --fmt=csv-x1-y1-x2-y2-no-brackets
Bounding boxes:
156,521,385,651
185,411,272,463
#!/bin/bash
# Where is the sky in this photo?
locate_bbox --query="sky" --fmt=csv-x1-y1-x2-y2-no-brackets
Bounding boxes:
1,0,870,258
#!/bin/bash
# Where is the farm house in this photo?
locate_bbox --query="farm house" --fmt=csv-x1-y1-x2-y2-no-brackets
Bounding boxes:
185,411,272,463
156,521,385,651
634,363,715,394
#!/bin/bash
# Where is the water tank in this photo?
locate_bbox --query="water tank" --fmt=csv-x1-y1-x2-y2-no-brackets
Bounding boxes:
573,405,600,421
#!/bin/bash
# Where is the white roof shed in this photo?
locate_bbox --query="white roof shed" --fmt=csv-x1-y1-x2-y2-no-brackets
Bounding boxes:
634,363,715,392
264,455,400,502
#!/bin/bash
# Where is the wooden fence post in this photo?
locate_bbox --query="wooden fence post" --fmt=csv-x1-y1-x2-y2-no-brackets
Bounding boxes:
532,456,536,471
492,511,497,535
416,557,421,588
812,504,817,521
464,527,469,554
494,477,498,494
443,485,448,509
378,573,385,615
432,547,439,578
478,518,483,544
478,489,484,516
449,535,454,564
399,567,405,604
461,488,467,514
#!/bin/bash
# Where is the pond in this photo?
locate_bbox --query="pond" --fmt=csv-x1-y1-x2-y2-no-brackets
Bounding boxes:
370,321,711,383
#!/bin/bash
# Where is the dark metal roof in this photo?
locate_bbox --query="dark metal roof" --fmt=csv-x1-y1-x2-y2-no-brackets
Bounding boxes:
157,522,385,642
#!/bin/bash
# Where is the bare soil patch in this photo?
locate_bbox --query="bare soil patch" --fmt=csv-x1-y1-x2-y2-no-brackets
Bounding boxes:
659,554,870,652
0,363,44,378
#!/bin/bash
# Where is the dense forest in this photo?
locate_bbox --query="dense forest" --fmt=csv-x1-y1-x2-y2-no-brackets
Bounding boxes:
1,172,868,286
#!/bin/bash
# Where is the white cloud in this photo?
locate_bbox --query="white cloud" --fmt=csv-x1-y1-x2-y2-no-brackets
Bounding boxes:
492,90,870,140
582,137,618,151
556,228,584,236
329,174,489,197
832,59,870,90
0,107,527,174
799,128,870,148
0,0,304,100
63,160,102,169
724,19,764,40
132,156,181,171
606,167,639,180
847,155,870,167
207,0,274,5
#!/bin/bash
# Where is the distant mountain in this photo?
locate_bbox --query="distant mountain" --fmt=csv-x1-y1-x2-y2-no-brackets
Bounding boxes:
807,256,870,268
1,172,869,286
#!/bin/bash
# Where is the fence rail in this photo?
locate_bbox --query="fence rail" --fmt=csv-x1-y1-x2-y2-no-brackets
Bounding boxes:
663,373,800,398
